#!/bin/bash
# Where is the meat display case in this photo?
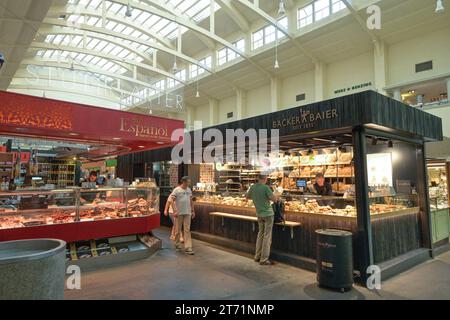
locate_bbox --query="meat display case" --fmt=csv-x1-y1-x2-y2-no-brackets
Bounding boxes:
0,186,160,242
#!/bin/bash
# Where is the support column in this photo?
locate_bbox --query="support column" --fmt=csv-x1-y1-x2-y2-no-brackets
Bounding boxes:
208,98,219,126
270,77,281,112
314,62,326,102
236,89,246,120
152,51,157,68
186,105,195,131
373,40,388,95
352,126,373,283
393,89,401,101
417,143,433,253
447,78,450,99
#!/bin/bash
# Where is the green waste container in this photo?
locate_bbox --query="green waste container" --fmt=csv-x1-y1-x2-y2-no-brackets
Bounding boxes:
316,229,353,292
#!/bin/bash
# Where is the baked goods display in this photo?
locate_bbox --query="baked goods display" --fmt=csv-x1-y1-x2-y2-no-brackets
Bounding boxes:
339,166,353,176
200,164,214,184
331,182,354,193
196,195,254,208
196,195,411,218
370,204,408,215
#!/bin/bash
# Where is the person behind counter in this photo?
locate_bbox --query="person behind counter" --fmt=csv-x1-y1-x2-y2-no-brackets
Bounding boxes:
170,176,195,255
81,171,100,204
312,173,334,196
246,175,279,266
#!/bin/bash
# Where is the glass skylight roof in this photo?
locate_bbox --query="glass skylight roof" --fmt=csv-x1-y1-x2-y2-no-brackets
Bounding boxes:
35,0,220,82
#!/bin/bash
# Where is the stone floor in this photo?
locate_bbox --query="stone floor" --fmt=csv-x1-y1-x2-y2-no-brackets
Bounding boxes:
65,228,450,300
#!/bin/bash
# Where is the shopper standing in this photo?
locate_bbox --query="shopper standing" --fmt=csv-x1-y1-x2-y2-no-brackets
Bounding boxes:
246,175,278,265
170,176,195,255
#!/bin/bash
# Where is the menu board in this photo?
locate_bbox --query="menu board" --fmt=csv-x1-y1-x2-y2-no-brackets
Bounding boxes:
367,153,393,187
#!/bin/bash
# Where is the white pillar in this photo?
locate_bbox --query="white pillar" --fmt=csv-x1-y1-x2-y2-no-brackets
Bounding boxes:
236,89,246,120
186,105,195,131
393,89,401,101
374,40,388,95
447,78,450,100
152,51,157,68
314,62,326,102
208,98,219,126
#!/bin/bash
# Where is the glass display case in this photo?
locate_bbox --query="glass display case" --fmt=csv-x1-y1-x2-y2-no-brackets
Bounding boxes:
0,186,159,230
194,191,418,219
427,162,449,210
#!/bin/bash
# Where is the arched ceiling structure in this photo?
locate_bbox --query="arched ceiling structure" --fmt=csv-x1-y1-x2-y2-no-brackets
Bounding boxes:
1,0,449,115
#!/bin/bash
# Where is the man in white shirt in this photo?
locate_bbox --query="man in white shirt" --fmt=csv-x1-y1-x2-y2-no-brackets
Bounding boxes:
170,176,195,255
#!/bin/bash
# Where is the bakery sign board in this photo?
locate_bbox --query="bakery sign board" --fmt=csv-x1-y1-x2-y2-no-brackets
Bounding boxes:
272,106,338,131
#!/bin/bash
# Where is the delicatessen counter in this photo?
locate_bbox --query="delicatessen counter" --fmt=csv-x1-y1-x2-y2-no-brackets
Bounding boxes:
0,186,160,242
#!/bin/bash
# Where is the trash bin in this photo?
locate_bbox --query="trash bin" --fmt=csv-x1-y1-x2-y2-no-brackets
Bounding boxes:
0,239,66,300
316,229,353,292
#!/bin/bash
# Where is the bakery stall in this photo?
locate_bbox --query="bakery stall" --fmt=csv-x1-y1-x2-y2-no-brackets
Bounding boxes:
118,90,443,282
427,160,450,246
0,91,183,267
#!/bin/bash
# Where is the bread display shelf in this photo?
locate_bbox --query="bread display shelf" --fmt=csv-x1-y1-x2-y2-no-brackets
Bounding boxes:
195,200,419,220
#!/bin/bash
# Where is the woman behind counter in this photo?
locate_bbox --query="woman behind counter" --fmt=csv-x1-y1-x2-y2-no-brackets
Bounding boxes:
81,171,100,203
311,173,334,196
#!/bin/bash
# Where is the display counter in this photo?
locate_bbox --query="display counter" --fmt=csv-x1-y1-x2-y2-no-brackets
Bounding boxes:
0,186,160,242
192,194,421,265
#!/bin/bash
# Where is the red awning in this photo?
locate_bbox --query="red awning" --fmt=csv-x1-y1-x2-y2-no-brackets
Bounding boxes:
0,91,184,157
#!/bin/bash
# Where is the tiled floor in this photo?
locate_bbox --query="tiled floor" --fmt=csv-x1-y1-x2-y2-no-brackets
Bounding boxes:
65,228,450,300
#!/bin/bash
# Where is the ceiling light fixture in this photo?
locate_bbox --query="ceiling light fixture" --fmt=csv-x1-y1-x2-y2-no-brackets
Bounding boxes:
278,0,286,15
125,1,133,17
388,140,394,148
371,137,378,146
436,0,445,13
196,80,200,98
172,57,178,73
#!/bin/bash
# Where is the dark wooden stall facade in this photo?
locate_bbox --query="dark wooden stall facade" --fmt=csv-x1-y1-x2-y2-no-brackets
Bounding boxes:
118,90,443,282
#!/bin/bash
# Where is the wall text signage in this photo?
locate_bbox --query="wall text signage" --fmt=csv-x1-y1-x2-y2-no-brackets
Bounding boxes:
334,82,372,95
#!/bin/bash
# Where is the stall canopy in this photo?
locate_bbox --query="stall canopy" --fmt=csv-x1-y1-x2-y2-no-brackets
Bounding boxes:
0,91,184,157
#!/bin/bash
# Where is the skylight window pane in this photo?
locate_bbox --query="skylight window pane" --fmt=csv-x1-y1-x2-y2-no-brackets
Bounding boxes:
265,25,276,45
252,29,264,50
277,16,288,39
235,39,245,52
90,57,101,65
298,4,313,28
200,56,212,68
177,0,194,12
143,15,160,28
314,0,330,21
332,0,346,13
217,48,227,66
